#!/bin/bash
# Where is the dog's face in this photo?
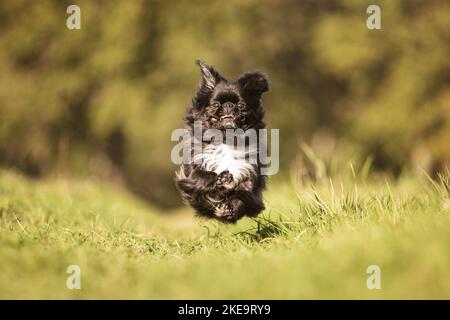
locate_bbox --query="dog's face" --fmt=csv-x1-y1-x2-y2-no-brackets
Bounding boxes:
189,61,269,131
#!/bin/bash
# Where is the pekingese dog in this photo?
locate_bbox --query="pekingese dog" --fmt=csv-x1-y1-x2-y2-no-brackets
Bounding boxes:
175,60,270,223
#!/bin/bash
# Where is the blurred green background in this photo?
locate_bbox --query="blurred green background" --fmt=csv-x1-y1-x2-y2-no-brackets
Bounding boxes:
0,0,449,208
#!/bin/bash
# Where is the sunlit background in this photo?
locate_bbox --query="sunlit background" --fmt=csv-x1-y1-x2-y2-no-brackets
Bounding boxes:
1,0,449,209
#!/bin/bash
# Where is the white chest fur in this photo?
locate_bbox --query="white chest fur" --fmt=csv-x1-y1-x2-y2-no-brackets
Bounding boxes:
194,143,257,181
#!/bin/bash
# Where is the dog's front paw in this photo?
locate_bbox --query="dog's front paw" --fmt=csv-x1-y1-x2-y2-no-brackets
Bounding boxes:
214,198,244,223
216,170,236,190
214,202,235,223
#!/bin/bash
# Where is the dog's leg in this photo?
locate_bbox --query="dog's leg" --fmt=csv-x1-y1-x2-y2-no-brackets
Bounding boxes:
214,189,265,222
177,167,240,219
176,168,218,194
217,172,266,220
215,170,237,189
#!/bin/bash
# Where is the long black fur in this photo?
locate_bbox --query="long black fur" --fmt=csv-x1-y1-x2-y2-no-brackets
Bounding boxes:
175,61,270,223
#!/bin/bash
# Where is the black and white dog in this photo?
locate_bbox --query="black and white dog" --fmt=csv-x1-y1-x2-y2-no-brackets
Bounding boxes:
175,61,270,223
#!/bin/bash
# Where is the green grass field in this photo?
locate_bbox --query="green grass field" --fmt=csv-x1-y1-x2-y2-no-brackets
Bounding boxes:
0,168,449,299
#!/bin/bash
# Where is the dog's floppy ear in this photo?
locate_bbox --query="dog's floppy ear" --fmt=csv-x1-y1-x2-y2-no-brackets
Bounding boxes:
236,72,270,98
196,60,224,91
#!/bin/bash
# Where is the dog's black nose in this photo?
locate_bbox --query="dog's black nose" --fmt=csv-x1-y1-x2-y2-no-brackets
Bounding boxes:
222,102,234,114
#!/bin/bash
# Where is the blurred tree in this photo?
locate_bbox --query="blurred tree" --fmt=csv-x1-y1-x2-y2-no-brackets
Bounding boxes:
0,0,448,207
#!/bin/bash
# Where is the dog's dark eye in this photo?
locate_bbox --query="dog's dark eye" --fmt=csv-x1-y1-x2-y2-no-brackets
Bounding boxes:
237,102,246,109
211,102,220,108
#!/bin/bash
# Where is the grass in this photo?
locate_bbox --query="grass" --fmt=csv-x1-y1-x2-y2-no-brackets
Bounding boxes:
0,167,449,299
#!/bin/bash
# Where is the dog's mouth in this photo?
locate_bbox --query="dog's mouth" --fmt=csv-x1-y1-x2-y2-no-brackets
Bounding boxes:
220,115,235,122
